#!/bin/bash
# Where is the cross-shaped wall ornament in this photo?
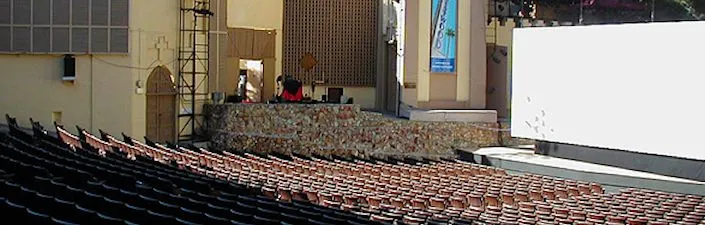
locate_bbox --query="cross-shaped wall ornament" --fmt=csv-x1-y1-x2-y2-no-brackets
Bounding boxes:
153,36,172,63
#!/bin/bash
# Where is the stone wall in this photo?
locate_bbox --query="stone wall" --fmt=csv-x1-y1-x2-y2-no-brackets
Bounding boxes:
499,121,535,147
205,104,533,159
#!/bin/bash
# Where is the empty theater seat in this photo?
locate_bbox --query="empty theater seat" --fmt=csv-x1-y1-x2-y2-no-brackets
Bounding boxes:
0,118,384,225
4,114,705,224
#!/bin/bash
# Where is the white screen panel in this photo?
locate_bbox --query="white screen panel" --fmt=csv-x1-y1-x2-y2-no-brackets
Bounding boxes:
511,21,705,161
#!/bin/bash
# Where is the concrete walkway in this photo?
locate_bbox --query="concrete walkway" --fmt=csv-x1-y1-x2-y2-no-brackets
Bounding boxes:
460,147,705,195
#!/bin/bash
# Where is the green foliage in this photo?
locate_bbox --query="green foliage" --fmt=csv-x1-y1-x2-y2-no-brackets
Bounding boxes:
683,0,705,19
691,0,705,13
652,0,704,20
523,0,704,21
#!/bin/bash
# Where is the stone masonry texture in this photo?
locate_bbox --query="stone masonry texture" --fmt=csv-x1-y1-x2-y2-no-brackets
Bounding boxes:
205,104,533,160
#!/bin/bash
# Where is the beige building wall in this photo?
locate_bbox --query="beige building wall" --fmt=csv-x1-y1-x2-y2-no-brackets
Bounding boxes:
468,0,488,109
487,18,517,117
401,0,419,108
0,55,137,136
225,0,377,107
226,0,283,100
211,0,229,95
2,0,496,135
403,0,488,110
0,0,182,140
0,55,92,131
130,0,181,140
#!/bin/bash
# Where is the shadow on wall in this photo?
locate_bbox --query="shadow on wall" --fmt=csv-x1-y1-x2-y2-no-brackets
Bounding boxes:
486,45,509,119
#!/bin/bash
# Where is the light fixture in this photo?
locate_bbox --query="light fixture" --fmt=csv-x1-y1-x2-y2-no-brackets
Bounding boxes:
186,8,214,16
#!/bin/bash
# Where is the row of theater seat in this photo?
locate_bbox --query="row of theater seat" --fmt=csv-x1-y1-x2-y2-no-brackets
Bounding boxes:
0,115,393,225
106,133,705,225
178,149,609,224
6,114,705,225
46,116,705,224
33,117,471,224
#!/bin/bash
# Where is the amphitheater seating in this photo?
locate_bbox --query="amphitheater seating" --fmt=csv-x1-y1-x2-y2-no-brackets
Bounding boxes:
3,114,705,225
0,115,385,225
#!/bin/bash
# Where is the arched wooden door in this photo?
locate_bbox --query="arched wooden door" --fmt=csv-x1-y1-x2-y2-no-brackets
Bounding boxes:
146,66,177,143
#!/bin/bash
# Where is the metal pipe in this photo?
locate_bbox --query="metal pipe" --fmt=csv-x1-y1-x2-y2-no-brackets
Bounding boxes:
191,2,197,141
90,55,94,131
216,0,221,93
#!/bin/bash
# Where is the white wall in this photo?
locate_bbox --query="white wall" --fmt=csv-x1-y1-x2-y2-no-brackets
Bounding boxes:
511,21,705,161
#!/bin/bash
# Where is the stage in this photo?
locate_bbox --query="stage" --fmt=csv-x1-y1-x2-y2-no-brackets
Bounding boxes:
535,141,705,182
459,147,705,195
203,103,518,159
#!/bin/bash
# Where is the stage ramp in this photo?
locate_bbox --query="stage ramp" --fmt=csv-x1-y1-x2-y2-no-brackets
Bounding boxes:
459,147,705,196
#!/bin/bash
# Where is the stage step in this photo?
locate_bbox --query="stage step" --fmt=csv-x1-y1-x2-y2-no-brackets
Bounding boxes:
409,109,497,123
459,147,705,195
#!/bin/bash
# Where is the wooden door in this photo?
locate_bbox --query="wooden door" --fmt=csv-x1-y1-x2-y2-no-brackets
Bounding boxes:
252,30,276,59
146,66,177,143
228,28,276,59
228,28,254,59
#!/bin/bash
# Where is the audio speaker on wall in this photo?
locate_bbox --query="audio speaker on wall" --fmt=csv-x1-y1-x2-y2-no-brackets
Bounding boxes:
63,54,76,81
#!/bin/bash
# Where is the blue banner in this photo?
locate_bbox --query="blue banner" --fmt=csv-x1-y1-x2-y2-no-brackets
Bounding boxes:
431,0,457,73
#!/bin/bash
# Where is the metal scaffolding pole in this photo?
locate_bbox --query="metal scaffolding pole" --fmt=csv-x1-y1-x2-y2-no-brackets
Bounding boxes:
178,0,213,143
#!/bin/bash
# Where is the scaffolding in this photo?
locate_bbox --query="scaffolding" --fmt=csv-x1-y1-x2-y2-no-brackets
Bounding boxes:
178,0,213,142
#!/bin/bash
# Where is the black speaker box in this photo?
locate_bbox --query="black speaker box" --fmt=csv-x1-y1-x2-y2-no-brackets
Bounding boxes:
63,54,76,78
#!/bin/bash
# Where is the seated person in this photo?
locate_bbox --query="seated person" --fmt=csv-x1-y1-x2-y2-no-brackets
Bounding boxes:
280,75,303,102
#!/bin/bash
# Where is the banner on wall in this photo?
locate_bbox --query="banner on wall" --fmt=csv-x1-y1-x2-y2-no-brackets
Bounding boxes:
431,0,457,73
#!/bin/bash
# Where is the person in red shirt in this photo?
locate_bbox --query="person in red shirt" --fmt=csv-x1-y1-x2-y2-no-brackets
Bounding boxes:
280,75,303,102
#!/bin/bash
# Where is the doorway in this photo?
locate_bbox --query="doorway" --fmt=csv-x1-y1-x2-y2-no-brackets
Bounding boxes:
146,66,177,143
240,59,264,102
226,28,276,100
